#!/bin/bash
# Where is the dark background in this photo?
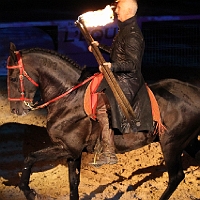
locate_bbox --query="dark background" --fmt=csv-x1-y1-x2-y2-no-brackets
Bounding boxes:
0,0,200,22
0,0,200,82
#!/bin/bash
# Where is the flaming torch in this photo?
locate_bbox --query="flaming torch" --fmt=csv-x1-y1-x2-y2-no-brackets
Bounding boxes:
75,5,136,122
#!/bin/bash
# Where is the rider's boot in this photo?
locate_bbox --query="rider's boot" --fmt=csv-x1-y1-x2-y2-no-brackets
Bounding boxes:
95,98,118,166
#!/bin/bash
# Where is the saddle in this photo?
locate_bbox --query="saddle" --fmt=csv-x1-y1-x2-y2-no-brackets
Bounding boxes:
84,73,165,135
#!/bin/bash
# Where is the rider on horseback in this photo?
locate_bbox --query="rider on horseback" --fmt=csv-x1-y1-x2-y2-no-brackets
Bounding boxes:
89,0,153,166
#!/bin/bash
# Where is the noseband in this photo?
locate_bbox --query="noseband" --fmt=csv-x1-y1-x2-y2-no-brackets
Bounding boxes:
7,51,39,106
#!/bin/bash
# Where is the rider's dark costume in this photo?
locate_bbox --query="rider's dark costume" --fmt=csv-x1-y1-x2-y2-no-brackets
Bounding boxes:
95,16,154,165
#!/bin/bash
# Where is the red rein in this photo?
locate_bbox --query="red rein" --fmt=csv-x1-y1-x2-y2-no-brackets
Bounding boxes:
7,51,98,110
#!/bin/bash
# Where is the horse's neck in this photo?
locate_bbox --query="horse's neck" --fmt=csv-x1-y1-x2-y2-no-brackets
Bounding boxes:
30,53,81,102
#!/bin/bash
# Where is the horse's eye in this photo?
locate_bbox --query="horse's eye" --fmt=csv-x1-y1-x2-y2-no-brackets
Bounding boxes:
10,77,17,82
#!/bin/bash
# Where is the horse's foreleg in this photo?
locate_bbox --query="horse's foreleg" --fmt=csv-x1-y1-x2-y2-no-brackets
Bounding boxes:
19,155,36,200
67,155,82,200
19,145,70,200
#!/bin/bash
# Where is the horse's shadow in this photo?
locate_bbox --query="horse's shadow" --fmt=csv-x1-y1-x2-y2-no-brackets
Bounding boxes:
81,150,200,200
80,164,166,200
0,122,66,187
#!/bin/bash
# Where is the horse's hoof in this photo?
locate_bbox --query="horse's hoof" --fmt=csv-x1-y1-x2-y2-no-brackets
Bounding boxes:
26,189,37,200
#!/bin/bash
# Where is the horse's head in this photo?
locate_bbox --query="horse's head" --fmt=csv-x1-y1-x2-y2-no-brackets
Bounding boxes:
7,42,39,115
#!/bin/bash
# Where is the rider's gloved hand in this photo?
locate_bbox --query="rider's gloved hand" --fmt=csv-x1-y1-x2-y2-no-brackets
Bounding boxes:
88,41,99,52
99,62,112,72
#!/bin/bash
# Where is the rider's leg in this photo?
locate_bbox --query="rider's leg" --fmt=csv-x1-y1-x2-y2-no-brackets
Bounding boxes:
95,93,118,165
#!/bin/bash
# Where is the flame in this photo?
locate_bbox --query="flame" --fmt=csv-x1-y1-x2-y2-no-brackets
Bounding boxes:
79,5,114,27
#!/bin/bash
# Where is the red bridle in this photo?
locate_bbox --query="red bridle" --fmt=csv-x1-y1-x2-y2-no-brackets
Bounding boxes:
7,51,39,103
7,51,99,110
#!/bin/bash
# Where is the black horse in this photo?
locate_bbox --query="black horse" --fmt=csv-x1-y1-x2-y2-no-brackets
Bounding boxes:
7,43,200,200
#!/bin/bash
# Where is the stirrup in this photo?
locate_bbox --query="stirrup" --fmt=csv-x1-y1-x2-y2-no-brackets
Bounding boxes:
89,138,103,167
90,152,102,167
90,152,118,167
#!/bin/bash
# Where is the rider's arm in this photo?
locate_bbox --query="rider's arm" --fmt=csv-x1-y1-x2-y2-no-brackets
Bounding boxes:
111,33,144,73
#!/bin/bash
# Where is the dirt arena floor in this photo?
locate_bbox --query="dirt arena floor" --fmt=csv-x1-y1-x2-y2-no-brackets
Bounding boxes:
0,75,200,200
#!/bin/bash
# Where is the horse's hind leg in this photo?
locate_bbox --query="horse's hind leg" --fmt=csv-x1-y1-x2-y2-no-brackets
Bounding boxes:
159,136,185,200
160,151,184,200
19,145,71,200
159,125,200,200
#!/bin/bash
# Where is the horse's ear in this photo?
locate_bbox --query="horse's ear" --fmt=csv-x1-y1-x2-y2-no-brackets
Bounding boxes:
10,42,16,51
9,42,18,65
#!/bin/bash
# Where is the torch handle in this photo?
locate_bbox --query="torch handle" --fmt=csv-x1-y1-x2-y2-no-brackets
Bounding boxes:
75,20,105,65
75,20,136,122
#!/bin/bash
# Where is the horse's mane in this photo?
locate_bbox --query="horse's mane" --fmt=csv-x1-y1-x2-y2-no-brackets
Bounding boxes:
21,48,83,72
